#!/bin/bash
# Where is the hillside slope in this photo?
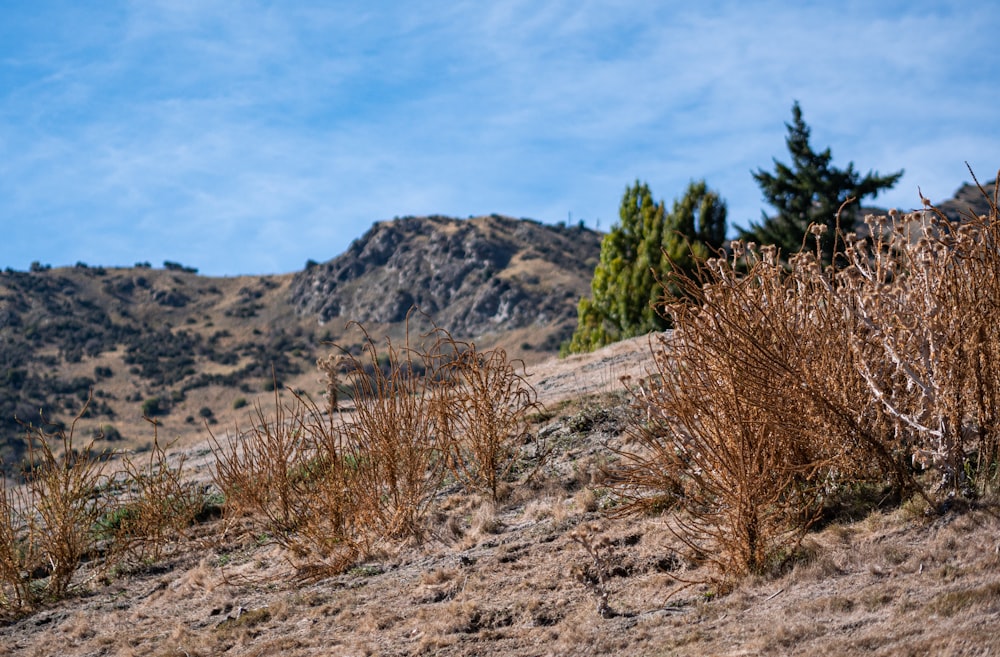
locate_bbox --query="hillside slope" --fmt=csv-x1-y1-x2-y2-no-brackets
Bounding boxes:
2,337,999,656
0,215,600,467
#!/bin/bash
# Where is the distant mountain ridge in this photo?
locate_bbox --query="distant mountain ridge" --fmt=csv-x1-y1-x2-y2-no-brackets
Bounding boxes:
0,214,601,467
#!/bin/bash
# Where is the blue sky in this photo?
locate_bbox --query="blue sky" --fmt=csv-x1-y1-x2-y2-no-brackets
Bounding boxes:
1,1,997,276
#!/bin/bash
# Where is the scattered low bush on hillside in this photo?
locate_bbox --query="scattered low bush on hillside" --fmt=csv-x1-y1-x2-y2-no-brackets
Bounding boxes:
0,402,210,614
210,320,545,579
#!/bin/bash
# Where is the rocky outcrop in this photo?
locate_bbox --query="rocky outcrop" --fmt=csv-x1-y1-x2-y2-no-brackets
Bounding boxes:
290,215,602,337
936,179,996,221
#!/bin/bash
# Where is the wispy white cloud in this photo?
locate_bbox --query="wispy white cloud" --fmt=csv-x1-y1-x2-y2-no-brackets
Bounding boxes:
0,0,996,274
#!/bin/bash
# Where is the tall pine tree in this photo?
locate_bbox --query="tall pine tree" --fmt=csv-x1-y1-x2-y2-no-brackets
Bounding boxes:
741,102,903,263
566,180,727,354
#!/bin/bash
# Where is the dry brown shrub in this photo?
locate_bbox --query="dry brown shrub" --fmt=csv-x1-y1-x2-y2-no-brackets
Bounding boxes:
1,401,216,612
568,522,616,617
839,171,1000,496
106,420,205,567
209,383,313,540
614,171,1000,586
436,336,544,503
0,467,35,611
613,202,960,584
334,321,450,541
209,380,367,576
614,253,853,582
210,315,548,579
0,402,112,610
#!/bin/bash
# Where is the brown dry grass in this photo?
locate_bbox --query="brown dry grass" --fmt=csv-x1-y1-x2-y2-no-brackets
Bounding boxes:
1,373,1000,656
0,402,112,608
208,319,548,580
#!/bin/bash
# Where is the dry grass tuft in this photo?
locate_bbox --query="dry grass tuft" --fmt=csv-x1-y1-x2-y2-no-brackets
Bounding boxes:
437,339,544,503
569,522,616,618
210,316,544,579
1,401,111,610
105,420,206,567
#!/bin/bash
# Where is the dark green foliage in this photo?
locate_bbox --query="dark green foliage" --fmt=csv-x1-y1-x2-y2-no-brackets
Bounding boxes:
95,424,123,441
163,261,198,274
123,330,199,387
141,397,167,417
661,180,728,295
566,180,727,354
741,102,903,263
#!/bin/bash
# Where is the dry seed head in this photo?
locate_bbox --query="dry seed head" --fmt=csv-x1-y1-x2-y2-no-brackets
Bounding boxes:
761,244,778,265
808,223,828,236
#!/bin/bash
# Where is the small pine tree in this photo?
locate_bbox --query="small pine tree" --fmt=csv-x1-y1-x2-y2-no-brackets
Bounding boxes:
662,180,727,296
741,102,903,263
566,180,727,354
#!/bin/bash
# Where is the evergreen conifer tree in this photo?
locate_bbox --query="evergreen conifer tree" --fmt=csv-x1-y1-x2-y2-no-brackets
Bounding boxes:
566,180,727,354
741,102,903,263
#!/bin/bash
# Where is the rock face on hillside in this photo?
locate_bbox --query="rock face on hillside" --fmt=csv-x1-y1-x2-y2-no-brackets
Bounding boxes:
290,215,602,338
936,179,996,221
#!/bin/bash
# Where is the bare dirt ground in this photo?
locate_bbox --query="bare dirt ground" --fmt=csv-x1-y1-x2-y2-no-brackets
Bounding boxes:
3,335,1000,657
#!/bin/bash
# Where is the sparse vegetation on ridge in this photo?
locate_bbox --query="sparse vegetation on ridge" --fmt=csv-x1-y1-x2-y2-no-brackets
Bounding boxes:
0,215,597,473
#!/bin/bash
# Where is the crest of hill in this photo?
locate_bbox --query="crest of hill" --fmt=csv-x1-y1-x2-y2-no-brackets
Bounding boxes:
935,177,996,220
0,215,600,465
290,214,602,339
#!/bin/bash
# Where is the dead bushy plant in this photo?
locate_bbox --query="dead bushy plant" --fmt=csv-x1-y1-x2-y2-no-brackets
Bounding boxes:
210,319,457,577
335,321,449,541
437,337,544,503
617,330,827,582
210,317,544,578
0,471,36,611
211,381,369,576
0,403,112,608
839,171,1000,496
284,390,372,576
569,523,616,618
614,224,919,583
106,421,204,567
210,383,315,543
614,171,1000,583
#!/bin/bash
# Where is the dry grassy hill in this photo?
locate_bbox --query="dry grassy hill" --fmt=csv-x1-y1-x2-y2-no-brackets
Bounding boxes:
0,215,601,471
1,335,999,656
